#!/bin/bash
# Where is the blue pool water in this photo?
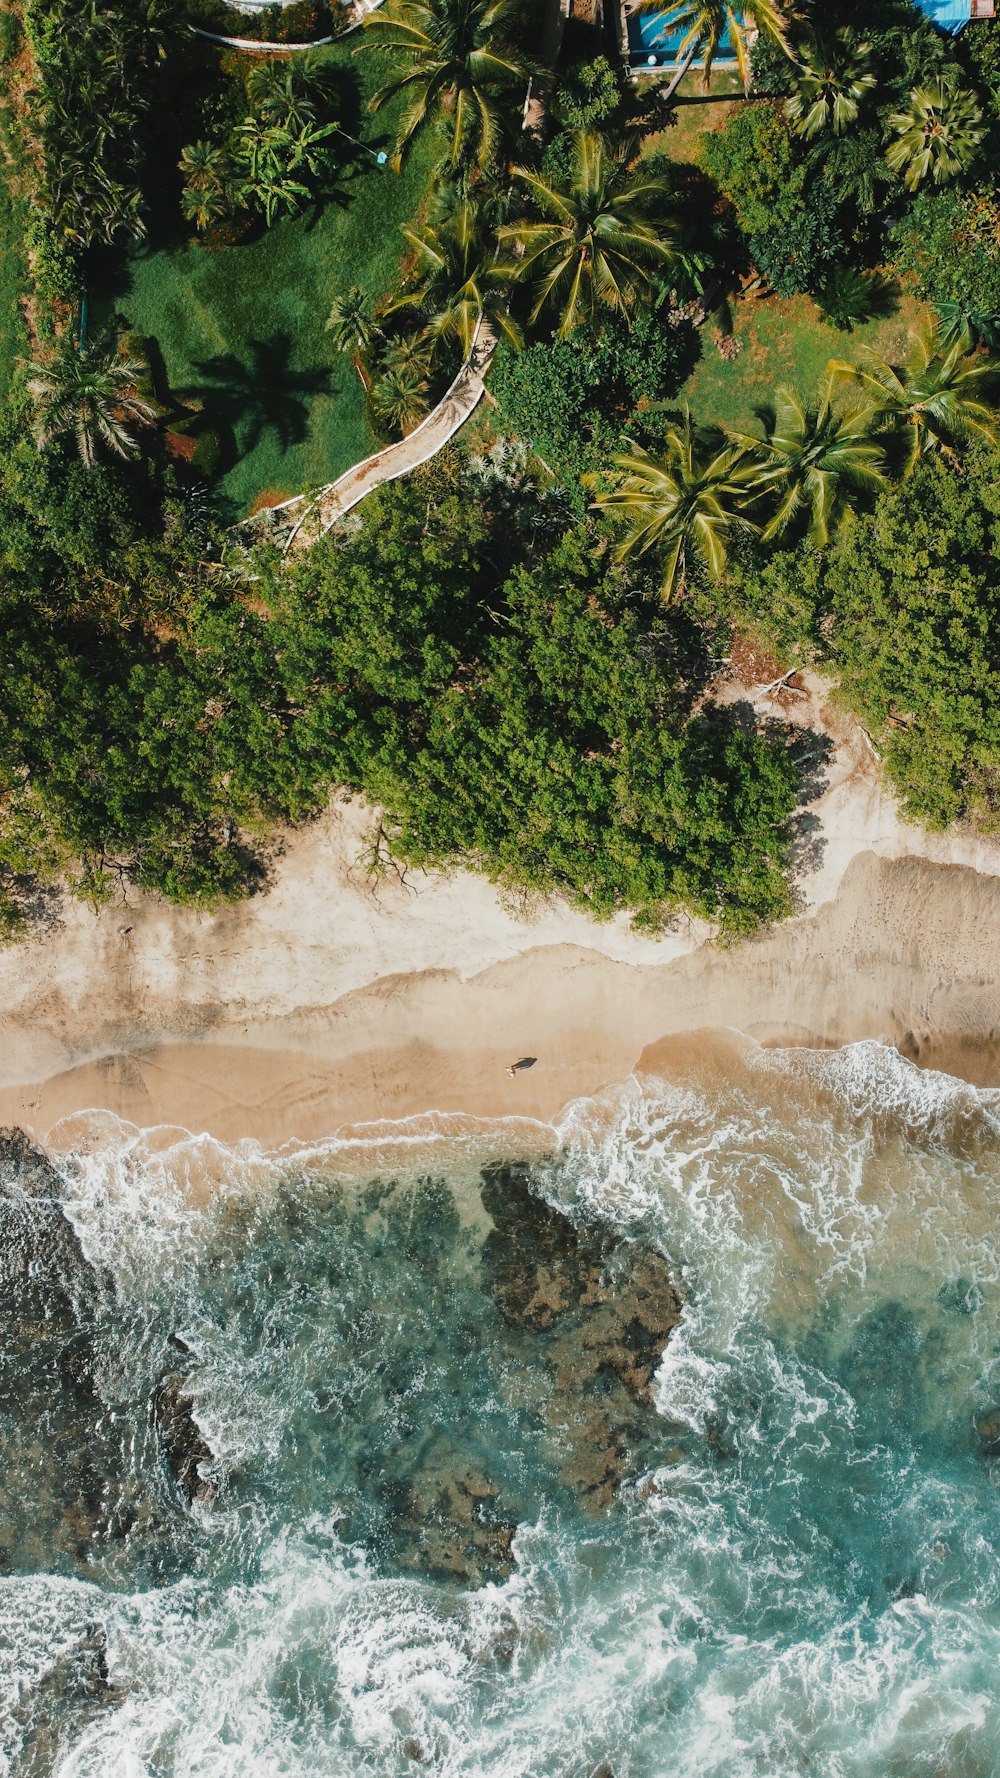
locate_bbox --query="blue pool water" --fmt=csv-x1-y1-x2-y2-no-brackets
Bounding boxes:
916,0,973,30
628,10,734,66
628,0,969,68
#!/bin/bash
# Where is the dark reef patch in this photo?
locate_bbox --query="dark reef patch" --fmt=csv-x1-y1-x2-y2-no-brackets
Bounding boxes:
480,1165,683,1510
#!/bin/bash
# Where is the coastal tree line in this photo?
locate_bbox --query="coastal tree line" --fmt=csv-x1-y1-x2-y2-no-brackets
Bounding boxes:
1,0,999,935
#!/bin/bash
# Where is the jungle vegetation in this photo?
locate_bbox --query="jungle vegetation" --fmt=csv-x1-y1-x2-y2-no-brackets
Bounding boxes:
1,0,999,939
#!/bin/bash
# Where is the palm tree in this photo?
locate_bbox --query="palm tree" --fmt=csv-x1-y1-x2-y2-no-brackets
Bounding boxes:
233,118,336,225
28,338,155,469
370,362,431,435
356,0,537,171
51,156,144,248
325,286,384,358
934,300,1000,357
180,181,232,235
832,328,1000,474
887,80,985,192
401,199,522,360
179,140,229,192
594,414,762,600
628,0,795,98
786,30,876,139
179,140,240,232
729,384,888,546
247,53,331,131
380,330,436,379
501,132,676,338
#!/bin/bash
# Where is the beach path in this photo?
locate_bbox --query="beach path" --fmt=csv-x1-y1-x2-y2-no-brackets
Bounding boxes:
280,323,497,549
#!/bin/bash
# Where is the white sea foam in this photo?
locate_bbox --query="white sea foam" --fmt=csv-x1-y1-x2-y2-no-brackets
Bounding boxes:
4,1043,1000,1777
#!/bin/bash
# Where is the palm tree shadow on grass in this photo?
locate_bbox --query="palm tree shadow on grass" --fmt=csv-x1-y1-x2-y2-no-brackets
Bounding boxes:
176,332,335,464
299,140,394,232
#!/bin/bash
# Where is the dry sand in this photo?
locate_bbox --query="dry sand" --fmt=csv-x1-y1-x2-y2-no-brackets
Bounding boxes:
2,675,1000,1150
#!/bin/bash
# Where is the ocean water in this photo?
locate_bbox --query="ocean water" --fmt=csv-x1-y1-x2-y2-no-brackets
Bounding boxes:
3,1038,1000,1777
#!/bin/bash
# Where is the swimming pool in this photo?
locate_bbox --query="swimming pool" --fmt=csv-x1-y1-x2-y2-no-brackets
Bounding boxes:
627,8,735,68
915,0,975,29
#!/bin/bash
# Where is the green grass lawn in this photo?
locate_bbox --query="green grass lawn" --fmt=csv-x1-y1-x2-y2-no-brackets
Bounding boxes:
0,171,27,403
634,73,938,434
103,47,436,518
637,69,747,166
0,14,29,402
683,290,935,434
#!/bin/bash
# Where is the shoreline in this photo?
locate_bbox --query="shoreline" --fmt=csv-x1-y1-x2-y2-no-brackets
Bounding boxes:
3,676,1000,1152
3,843,1000,1150
2,1021,998,1160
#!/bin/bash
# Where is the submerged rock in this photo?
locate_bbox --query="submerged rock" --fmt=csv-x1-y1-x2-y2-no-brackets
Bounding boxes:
396,1467,518,1587
153,1375,216,1505
8,1621,121,1777
0,1128,93,1338
0,1130,117,1570
974,1408,1000,1456
480,1165,682,1509
0,1127,217,1580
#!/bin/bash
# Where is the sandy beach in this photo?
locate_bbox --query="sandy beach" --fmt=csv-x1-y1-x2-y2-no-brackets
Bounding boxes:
3,675,1000,1150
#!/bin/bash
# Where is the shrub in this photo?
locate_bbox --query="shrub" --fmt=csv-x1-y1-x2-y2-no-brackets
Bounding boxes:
551,57,625,130
489,312,699,500
891,186,1000,337
702,103,807,239
703,102,844,294
750,183,845,297
815,264,881,331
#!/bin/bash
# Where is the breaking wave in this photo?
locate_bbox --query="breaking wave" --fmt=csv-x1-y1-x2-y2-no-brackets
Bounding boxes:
2,1039,1000,1776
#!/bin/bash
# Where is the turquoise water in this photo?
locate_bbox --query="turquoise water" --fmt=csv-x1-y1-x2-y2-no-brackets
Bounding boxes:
628,0,968,61
628,10,734,63
3,1041,1000,1775
916,0,973,33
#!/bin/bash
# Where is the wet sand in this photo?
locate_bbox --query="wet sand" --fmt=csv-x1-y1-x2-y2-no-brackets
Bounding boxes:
2,846,1000,1149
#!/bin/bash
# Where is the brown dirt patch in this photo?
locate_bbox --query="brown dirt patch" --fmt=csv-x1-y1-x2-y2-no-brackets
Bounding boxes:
163,430,197,464
249,488,294,515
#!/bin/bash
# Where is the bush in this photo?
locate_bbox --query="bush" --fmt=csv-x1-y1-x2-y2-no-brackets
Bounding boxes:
815,264,881,331
0,446,799,930
891,186,1000,337
750,183,845,297
703,101,844,294
489,312,699,500
702,103,807,240
730,450,1000,832
551,57,625,130
282,518,798,933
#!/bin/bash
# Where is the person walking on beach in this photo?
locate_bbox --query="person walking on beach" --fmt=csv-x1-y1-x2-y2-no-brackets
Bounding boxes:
506,1056,537,1079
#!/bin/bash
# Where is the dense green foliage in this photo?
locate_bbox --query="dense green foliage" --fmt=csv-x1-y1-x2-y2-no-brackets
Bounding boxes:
731,447,1000,830
23,0,176,301
0,446,798,933
3,0,1000,947
702,104,845,296
489,311,698,498
892,186,1000,344
178,51,342,232
0,12,30,392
